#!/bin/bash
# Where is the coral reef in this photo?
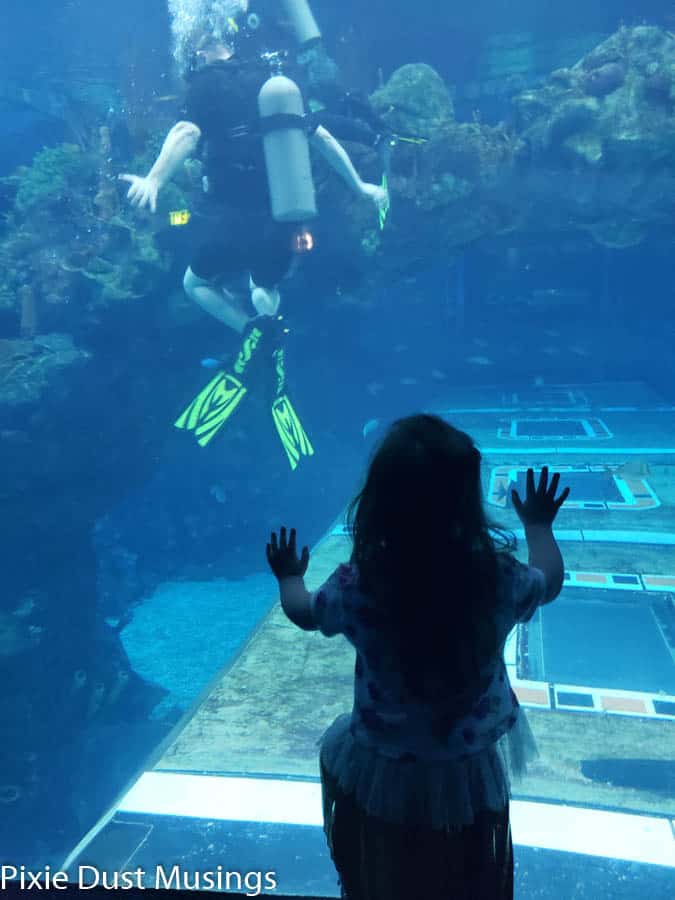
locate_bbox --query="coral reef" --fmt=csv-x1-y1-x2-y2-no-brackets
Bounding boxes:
514,25,675,174
0,124,181,328
371,63,455,138
363,26,675,272
582,62,626,97
0,334,90,407
18,286,37,338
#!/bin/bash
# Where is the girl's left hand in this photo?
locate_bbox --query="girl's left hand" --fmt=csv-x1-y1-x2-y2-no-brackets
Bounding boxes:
266,526,310,579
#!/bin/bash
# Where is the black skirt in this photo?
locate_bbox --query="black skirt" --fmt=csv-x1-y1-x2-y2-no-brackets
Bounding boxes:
322,758,514,900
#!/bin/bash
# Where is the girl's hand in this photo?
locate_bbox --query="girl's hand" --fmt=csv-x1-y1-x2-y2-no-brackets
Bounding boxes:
266,527,310,579
511,466,570,527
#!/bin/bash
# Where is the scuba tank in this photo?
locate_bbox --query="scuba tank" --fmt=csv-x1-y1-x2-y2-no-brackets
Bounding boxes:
258,62,317,223
279,0,321,49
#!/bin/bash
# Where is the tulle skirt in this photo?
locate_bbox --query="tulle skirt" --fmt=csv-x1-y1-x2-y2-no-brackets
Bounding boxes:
323,778,514,900
318,706,538,831
318,709,538,900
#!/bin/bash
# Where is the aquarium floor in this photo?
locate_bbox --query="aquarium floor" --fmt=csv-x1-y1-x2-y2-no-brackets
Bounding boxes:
69,808,674,898
68,380,675,894
152,530,675,815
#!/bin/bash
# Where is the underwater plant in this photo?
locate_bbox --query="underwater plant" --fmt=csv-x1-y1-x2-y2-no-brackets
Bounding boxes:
14,144,95,215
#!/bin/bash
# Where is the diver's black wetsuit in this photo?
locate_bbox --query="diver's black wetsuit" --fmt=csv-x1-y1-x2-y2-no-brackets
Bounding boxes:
184,52,388,290
184,57,318,289
307,84,389,151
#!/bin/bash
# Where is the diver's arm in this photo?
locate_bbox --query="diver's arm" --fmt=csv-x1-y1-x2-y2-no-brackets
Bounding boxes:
119,121,201,213
310,125,388,210
146,121,201,186
310,124,366,192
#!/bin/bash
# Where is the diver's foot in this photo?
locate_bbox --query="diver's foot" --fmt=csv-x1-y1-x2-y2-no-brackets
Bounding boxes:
249,275,281,316
200,313,288,372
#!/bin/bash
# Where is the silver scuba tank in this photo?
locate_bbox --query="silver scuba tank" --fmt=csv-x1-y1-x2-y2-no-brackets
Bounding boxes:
258,74,317,222
278,0,321,47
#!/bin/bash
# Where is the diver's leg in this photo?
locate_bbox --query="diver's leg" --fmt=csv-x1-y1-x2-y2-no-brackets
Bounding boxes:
183,266,252,334
249,278,281,317
248,222,296,318
342,90,390,135
185,233,256,333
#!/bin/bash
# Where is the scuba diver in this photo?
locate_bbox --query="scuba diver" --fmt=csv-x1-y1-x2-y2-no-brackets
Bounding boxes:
119,1,387,471
246,0,397,168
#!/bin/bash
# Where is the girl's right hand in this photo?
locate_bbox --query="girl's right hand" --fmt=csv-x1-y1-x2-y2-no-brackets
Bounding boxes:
511,466,570,527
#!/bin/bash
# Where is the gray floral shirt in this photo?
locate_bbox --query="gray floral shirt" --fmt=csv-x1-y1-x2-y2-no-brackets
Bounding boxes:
311,553,546,761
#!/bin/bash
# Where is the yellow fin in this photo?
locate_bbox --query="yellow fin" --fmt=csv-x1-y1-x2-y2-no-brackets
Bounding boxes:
271,394,314,470
175,372,247,446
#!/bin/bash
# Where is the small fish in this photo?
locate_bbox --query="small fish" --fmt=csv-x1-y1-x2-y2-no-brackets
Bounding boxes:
366,381,384,396
210,485,227,504
431,369,447,380
362,418,380,439
569,345,591,357
467,356,494,366
14,596,36,618
543,329,560,338
529,288,590,306
201,357,223,369
542,346,560,356
400,377,418,385
472,338,489,348
0,613,42,657
534,375,545,386
394,344,408,353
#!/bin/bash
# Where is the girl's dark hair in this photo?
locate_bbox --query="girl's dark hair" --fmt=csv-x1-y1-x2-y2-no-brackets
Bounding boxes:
346,413,517,710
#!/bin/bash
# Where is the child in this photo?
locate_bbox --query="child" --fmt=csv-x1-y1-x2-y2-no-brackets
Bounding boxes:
266,413,569,899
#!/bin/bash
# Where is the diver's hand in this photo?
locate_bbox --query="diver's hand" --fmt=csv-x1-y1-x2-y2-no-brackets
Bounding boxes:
118,174,160,213
511,467,570,527
266,527,310,580
359,181,389,212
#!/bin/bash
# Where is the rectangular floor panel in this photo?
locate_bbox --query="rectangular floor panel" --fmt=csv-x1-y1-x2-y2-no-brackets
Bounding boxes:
525,589,675,694
446,410,675,454
66,807,675,899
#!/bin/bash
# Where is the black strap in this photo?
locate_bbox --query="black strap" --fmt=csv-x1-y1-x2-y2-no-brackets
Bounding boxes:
259,112,307,134
298,37,322,54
